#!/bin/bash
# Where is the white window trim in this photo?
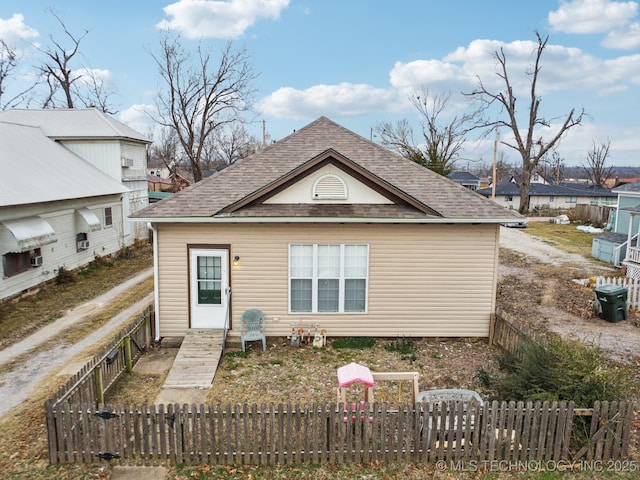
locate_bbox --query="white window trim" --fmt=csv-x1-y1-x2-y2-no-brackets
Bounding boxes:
103,206,113,227
288,243,369,314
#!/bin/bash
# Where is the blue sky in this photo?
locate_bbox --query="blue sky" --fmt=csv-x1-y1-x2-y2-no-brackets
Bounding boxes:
1,0,639,168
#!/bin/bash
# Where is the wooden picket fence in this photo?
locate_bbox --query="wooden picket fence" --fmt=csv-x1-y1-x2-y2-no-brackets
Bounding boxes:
44,400,635,466
48,306,154,409
596,276,640,311
489,310,548,361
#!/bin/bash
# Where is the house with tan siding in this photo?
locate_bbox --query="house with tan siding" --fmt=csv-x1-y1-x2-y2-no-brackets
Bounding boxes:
132,117,522,342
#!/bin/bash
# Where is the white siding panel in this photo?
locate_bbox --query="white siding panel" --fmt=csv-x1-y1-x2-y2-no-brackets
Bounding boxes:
156,223,499,338
62,141,122,180
1,197,124,300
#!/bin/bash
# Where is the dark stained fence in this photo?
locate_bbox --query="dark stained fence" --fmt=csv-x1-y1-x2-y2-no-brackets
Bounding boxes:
44,400,635,466
490,310,547,360
47,305,154,411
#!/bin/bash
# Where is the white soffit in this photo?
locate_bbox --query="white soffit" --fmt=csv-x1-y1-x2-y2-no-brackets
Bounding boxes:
2,216,57,252
76,208,102,232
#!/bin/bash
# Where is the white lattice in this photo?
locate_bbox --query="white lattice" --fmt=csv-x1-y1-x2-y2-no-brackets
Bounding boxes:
624,263,640,281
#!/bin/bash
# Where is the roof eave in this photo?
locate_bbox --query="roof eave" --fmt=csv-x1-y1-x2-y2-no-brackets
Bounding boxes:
131,215,512,225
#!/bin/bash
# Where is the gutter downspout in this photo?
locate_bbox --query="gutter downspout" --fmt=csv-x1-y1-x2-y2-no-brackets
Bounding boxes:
148,222,161,341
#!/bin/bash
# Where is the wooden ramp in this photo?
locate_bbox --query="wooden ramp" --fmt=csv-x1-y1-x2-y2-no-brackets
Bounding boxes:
161,329,224,389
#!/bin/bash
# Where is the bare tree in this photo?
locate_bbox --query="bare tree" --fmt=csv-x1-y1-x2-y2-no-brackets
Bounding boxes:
201,122,260,169
538,148,565,185
151,32,257,182
374,89,473,175
466,32,584,213
0,39,36,110
582,139,613,187
373,118,424,162
36,9,87,108
33,9,116,112
75,69,117,114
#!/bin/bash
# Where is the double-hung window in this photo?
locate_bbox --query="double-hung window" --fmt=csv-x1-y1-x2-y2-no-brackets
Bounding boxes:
104,207,113,227
289,244,368,313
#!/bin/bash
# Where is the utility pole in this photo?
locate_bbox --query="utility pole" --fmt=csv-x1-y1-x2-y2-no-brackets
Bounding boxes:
492,126,499,200
262,119,267,149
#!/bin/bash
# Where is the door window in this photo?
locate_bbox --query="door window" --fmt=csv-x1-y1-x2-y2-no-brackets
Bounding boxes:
197,256,222,305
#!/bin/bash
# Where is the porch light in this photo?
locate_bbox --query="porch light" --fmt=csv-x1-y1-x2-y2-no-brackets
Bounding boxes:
233,255,240,266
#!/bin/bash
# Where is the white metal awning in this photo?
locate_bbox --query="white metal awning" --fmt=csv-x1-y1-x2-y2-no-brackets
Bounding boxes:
75,208,101,232
1,216,57,252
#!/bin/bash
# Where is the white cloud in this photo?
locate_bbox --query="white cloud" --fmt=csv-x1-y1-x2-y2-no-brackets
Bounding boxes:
389,59,467,91
0,13,39,58
258,35,640,124
602,21,640,47
548,0,637,34
119,104,159,138
74,68,112,85
156,0,291,39
548,0,640,50
257,83,402,119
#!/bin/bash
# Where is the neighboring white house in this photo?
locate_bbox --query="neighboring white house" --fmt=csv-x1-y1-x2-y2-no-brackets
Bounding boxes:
0,108,151,245
476,182,616,210
0,109,150,301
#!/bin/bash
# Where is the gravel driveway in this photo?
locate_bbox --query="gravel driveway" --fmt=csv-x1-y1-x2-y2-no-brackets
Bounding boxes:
498,225,639,365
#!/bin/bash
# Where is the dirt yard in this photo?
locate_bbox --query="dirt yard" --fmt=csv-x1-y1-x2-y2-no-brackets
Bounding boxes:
121,225,640,408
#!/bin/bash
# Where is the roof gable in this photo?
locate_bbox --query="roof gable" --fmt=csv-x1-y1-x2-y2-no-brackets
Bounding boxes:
133,117,518,221
223,149,439,216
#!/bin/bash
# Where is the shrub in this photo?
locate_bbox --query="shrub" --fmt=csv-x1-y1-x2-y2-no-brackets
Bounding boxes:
331,337,376,349
55,266,77,285
478,335,636,407
385,336,417,362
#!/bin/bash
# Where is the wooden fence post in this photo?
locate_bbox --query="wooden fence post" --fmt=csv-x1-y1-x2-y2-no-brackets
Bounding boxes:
124,337,133,373
94,365,104,405
44,400,58,465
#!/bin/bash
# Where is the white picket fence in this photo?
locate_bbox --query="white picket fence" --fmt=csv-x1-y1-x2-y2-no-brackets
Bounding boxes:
595,276,640,311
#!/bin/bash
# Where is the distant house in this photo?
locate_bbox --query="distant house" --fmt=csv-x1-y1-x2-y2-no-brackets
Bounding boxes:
477,181,615,210
592,181,640,273
447,171,481,190
148,174,173,193
132,117,522,343
0,109,150,301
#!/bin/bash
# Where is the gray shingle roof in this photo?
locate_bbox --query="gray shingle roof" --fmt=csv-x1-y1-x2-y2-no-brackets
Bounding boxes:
613,180,640,193
477,181,615,198
133,117,519,221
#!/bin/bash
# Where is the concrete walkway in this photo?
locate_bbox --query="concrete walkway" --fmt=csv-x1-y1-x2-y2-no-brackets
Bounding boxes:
0,267,154,365
0,268,154,417
154,329,225,405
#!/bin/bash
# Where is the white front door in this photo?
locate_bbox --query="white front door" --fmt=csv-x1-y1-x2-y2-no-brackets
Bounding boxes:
190,248,229,329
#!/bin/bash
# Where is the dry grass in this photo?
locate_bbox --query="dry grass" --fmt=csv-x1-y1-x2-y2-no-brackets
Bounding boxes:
525,221,599,258
0,243,153,480
205,337,498,406
0,243,153,350
107,337,500,408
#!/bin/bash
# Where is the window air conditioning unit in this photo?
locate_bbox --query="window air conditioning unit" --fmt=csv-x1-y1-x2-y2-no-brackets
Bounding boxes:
78,240,90,250
31,256,43,267
121,158,134,167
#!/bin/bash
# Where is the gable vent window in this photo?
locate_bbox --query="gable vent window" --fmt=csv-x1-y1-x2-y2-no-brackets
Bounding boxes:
312,174,347,200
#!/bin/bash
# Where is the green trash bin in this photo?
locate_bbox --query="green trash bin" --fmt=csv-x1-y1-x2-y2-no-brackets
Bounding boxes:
594,285,628,322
